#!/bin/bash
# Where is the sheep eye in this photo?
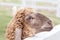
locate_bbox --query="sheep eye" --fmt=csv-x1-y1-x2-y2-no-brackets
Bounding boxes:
28,16,34,19
26,16,34,21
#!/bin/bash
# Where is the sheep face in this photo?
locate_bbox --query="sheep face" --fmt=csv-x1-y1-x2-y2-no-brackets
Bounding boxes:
24,12,53,33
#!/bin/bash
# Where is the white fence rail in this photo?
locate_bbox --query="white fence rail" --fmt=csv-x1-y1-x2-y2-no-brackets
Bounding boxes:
0,2,20,6
21,0,60,17
0,0,60,17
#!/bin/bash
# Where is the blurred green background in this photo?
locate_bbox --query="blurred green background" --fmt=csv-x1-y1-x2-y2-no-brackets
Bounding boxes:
0,0,60,40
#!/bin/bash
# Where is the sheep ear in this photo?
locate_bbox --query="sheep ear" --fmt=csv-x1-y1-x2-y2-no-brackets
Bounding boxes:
15,28,22,40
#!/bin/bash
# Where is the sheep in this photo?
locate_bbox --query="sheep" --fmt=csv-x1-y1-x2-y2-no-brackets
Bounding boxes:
5,8,53,40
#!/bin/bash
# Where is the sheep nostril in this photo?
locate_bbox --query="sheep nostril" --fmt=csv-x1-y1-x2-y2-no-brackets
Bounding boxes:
45,27,53,30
